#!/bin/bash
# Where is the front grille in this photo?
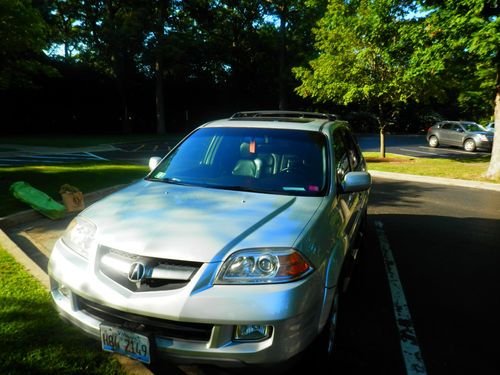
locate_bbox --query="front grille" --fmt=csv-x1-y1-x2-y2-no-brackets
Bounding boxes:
97,246,202,292
77,295,213,342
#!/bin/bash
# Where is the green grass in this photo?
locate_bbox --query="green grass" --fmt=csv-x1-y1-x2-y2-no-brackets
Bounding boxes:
0,246,125,374
0,163,148,217
364,152,500,183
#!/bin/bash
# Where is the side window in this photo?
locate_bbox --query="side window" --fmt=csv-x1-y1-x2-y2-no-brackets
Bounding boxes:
441,123,451,130
333,130,351,184
342,129,362,171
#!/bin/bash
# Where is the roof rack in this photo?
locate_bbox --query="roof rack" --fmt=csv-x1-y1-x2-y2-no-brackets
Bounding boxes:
230,110,336,121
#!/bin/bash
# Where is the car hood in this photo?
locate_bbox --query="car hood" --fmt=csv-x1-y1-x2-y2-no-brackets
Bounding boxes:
82,180,323,263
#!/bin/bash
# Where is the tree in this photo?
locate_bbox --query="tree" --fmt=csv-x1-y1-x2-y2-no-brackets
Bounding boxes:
413,0,499,178
45,0,82,60
0,0,55,89
66,0,151,133
151,0,168,135
294,0,434,157
263,0,327,110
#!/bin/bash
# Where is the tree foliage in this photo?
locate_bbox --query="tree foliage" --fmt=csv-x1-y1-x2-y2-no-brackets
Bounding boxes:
2,0,498,166
413,0,499,178
293,0,498,164
294,0,437,155
0,0,56,89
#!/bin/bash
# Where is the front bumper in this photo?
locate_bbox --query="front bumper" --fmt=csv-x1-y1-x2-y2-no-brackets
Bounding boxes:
48,239,324,366
475,138,493,151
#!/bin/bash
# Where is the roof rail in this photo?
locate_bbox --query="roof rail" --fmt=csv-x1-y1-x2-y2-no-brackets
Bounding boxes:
230,110,336,121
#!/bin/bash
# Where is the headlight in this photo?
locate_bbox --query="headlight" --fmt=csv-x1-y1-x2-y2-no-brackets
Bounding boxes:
478,134,488,142
62,217,97,259
215,248,313,284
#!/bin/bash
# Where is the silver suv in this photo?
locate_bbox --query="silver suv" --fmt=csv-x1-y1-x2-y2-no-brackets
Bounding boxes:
48,111,371,367
427,121,493,152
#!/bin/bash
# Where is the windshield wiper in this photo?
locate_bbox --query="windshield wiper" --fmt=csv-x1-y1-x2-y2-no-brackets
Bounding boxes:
208,184,264,193
145,177,186,185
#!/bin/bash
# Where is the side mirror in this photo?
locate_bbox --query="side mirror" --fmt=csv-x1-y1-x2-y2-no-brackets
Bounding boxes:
148,156,162,171
456,128,464,132
341,171,372,193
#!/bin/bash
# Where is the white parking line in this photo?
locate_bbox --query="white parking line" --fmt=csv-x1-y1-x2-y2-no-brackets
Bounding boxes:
21,154,98,160
398,148,439,156
374,221,427,375
0,152,108,166
418,146,480,155
84,152,109,161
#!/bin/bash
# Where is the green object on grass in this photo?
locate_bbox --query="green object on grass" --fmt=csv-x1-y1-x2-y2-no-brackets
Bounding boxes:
9,181,66,219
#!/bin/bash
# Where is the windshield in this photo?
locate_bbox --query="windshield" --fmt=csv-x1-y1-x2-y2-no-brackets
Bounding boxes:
148,127,328,196
462,123,483,132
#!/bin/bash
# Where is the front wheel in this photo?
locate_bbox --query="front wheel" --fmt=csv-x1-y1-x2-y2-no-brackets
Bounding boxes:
428,135,439,148
464,139,476,152
326,289,340,356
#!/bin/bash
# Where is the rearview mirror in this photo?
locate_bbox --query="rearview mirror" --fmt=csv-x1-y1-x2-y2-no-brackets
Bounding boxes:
341,171,372,193
148,156,162,171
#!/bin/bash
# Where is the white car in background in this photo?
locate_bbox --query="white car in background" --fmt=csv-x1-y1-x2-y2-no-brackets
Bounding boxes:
484,122,495,132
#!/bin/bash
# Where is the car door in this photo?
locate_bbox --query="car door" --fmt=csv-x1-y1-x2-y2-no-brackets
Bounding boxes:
340,129,366,245
449,124,465,146
438,123,454,145
332,129,359,247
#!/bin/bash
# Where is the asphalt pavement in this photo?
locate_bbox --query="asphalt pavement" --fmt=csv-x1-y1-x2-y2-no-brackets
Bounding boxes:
365,178,500,375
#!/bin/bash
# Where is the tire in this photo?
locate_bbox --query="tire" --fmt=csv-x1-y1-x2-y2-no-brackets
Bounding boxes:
428,135,439,148
326,289,340,356
464,139,476,152
341,210,367,293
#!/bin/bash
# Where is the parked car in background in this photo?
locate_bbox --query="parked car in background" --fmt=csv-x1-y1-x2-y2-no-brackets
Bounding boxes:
48,111,371,367
484,122,495,132
427,121,493,152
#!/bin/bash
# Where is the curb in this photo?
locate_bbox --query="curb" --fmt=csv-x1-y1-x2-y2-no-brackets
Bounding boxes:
370,170,500,192
0,184,127,230
0,229,50,289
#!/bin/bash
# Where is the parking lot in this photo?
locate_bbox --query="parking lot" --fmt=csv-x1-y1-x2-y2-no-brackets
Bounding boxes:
1,134,491,169
5,177,499,375
1,132,497,374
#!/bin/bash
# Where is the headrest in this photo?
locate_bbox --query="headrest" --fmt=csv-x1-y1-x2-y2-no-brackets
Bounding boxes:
240,142,252,158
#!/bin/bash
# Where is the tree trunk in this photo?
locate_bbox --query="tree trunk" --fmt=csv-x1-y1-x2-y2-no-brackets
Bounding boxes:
155,0,167,135
117,76,132,134
377,104,387,158
380,127,386,158
121,99,131,134
485,85,500,179
278,7,287,110
155,59,166,135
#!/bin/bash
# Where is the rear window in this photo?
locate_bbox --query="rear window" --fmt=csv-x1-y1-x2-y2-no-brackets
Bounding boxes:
461,123,483,132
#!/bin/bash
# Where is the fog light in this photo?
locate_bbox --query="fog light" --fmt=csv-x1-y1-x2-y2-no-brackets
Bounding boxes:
58,284,71,298
234,325,271,341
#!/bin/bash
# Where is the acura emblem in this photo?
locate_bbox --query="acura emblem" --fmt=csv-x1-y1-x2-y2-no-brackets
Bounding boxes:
128,262,147,282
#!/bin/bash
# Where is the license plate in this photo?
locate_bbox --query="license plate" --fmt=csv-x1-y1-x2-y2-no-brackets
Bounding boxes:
100,324,151,364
